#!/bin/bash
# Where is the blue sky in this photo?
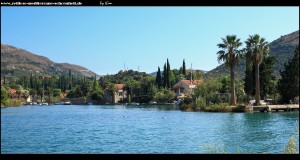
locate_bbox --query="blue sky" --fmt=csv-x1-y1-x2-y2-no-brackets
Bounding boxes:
1,7,299,75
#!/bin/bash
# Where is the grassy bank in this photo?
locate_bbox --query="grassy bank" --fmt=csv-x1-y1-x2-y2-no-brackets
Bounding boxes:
180,103,252,112
1,99,22,108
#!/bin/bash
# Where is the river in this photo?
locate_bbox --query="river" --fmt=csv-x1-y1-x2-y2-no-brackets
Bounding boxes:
1,104,299,153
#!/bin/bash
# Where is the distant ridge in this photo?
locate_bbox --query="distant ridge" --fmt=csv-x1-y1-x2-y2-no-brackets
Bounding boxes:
1,44,98,81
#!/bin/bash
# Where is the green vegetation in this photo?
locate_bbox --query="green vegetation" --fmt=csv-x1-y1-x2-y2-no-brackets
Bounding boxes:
1,87,9,107
217,35,243,105
284,136,297,154
278,46,299,104
1,33,298,109
245,34,269,105
244,56,277,101
206,31,299,80
153,88,175,103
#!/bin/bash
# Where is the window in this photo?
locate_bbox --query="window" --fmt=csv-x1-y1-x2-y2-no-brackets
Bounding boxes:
119,92,123,96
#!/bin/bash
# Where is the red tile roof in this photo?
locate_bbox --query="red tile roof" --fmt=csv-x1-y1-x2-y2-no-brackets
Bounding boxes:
115,84,125,89
181,80,203,85
10,89,16,93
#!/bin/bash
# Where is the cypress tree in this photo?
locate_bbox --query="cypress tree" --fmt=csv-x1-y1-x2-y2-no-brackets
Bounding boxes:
259,56,276,100
162,63,167,88
68,69,72,90
182,59,186,76
156,67,162,89
278,46,299,103
167,59,170,88
30,74,33,88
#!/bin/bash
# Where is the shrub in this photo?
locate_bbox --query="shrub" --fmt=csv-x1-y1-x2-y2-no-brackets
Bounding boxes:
206,103,231,112
232,104,247,112
284,136,297,154
4,99,22,107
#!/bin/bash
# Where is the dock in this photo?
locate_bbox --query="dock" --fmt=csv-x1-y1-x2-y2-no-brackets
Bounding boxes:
252,104,299,112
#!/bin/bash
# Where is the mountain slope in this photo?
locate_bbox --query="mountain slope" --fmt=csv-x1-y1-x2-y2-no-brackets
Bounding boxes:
205,30,299,79
1,44,98,81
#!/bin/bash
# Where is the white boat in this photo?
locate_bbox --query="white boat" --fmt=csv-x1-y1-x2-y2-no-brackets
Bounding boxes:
131,102,139,105
63,101,72,105
54,102,64,105
149,101,157,104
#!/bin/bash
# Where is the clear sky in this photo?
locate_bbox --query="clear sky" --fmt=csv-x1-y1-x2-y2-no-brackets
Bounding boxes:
1,7,299,75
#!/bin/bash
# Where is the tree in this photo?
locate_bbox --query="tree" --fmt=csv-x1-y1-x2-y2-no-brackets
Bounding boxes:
194,78,222,106
156,67,162,89
38,88,44,102
217,35,243,105
167,59,171,88
245,34,269,105
244,49,255,102
53,89,62,97
1,87,8,106
23,90,30,102
218,76,230,94
46,88,53,103
182,59,186,76
153,88,175,103
80,81,92,97
162,63,167,88
91,88,104,100
169,71,176,87
149,84,158,100
107,83,117,103
15,85,24,100
278,46,299,103
259,56,276,100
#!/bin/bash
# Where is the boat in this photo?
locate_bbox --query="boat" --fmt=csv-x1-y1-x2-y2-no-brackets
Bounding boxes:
63,101,72,105
149,101,157,105
130,102,139,105
54,102,64,105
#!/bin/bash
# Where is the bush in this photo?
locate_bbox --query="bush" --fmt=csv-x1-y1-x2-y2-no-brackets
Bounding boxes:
232,104,248,112
206,103,231,112
180,103,195,111
195,97,206,111
4,99,22,107
284,136,297,154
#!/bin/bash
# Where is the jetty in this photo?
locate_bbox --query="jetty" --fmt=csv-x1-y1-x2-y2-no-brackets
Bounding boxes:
252,104,299,112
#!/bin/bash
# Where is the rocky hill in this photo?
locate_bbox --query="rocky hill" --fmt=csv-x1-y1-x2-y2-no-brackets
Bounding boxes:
205,30,299,79
1,44,98,81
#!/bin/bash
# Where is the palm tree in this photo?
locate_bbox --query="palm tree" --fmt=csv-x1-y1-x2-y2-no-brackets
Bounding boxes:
107,83,117,104
245,34,269,105
217,35,243,105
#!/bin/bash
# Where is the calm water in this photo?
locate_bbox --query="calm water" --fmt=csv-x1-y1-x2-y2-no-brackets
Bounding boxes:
1,105,299,153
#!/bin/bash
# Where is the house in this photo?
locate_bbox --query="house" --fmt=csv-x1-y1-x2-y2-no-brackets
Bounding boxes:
114,84,127,103
9,89,32,102
172,80,203,97
103,84,127,103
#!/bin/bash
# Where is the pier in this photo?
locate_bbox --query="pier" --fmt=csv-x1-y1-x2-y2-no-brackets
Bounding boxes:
252,104,299,112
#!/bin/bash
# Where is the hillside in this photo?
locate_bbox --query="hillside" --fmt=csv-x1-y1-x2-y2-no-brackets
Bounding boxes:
1,44,98,81
205,30,299,79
